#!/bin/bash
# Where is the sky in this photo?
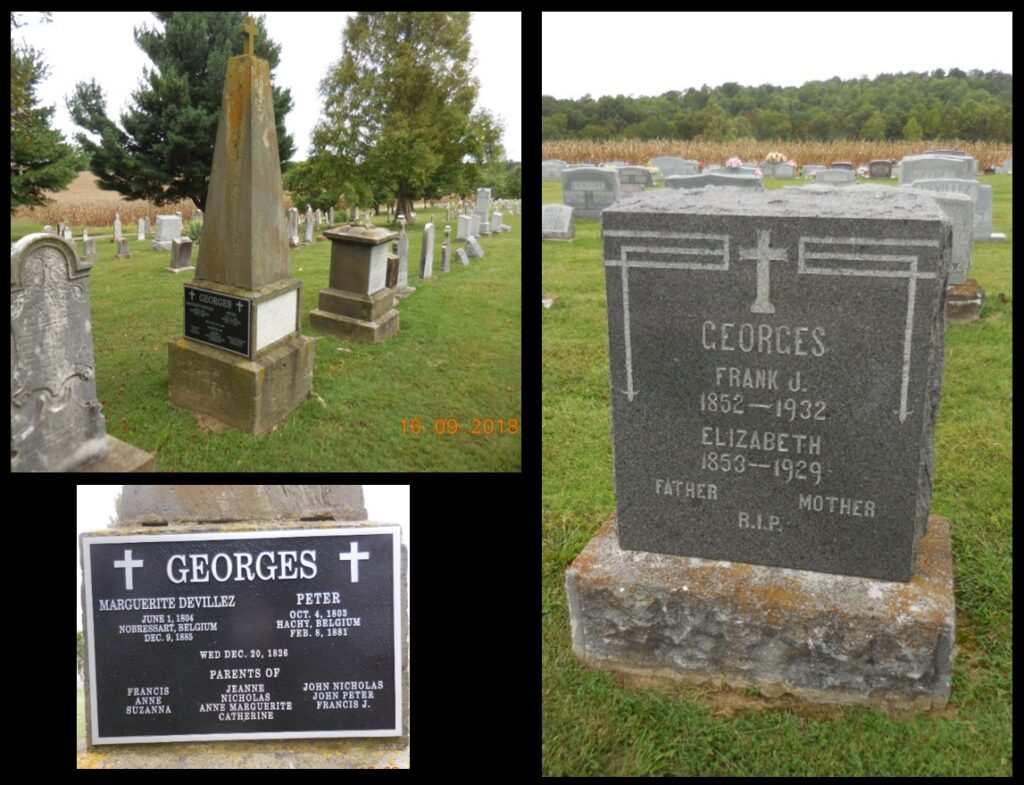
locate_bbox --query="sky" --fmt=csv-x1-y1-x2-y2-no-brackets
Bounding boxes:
542,12,1012,99
76,485,410,631
15,11,520,162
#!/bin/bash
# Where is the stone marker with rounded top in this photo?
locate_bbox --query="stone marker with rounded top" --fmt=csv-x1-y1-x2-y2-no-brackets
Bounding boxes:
542,204,575,240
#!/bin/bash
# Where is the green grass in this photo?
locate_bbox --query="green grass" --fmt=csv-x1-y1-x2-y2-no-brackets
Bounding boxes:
542,176,1012,776
13,207,520,471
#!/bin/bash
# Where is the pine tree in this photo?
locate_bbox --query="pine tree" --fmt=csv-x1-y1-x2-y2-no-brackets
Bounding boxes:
312,12,501,224
67,12,294,210
10,14,80,213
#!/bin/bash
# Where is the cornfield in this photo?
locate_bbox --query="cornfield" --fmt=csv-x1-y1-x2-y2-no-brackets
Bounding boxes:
10,172,303,231
543,139,1012,170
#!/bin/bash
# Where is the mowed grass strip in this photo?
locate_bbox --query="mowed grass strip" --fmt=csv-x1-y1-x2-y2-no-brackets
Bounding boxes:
12,206,520,471
541,176,1011,776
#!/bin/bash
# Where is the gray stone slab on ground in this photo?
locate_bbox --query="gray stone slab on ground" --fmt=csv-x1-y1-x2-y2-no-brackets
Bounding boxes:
466,235,484,258
815,169,856,185
566,514,955,711
601,186,951,582
542,204,575,239
119,484,367,525
561,166,620,220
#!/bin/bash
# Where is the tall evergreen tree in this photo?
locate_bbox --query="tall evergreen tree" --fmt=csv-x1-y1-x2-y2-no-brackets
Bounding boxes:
11,13,80,213
312,12,501,224
67,12,294,210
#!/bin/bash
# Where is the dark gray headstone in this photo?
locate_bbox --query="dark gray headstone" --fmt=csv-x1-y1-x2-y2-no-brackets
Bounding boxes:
869,160,893,178
11,234,107,471
617,166,650,196
561,166,620,220
542,204,575,239
601,186,951,582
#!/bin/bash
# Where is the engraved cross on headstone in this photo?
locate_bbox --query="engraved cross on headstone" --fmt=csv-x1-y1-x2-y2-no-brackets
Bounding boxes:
738,229,787,314
239,16,259,56
338,541,370,583
114,549,144,591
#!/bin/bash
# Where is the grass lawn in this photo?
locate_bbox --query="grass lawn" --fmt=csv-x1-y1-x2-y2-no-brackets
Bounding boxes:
542,176,1012,775
12,207,521,471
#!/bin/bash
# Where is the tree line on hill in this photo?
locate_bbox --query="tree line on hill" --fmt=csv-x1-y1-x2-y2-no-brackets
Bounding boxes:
542,70,1011,143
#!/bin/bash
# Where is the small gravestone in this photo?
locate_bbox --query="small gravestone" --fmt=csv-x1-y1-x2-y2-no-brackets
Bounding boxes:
394,214,414,297
112,212,122,243
151,215,183,251
310,224,400,343
166,237,195,274
137,218,145,240
906,184,974,285
543,159,568,180
567,185,955,710
419,222,435,279
315,208,322,227
815,169,856,185
468,213,481,239
328,207,334,225
926,149,979,176
63,224,74,242
83,237,97,262
561,166,621,220
774,163,796,179
995,157,1012,174
304,205,314,244
898,154,974,185
542,204,575,240
441,225,452,272
456,247,470,265
650,156,699,178
116,238,130,259
830,161,853,171
490,211,503,233
479,210,491,236
617,165,650,196
466,235,484,259
288,207,300,247
802,164,827,178
869,160,893,179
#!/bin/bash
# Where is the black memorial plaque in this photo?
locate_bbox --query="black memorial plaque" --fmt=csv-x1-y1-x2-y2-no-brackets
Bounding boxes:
183,284,251,357
82,528,402,744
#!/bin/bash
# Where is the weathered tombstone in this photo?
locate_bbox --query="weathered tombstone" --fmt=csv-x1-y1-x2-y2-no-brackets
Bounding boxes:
474,187,491,223
288,207,300,248
650,157,699,178
561,166,621,220
465,235,484,259
479,209,491,236
143,217,150,237
869,160,894,179
617,165,650,196
906,184,974,284
168,16,314,435
666,173,764,190
11,235,154,472
925,149,979,176
830,161,854,171
815,169,856,185
310,223,400,343
137,218,146,241
441,225,452,271
456,214,470,241
905,178,1002,242
419,222,435,279
394,214,414,297
328,207,334,225
315,208,322,227
898,154,974,185
456,247,470,266
802,164,827,178
63,224,74,242
490,211,503,233
385,251,399,289
566,185,956,711
468,213,481,238
79,484,407,767
774,163,796,179
304,205,314,244
116,238,130,259
83,237,97,262
166,237,196,274
112,212,122,243
542,204,576,240
151,215,183,251
543,159,569,180
994,157,1012,174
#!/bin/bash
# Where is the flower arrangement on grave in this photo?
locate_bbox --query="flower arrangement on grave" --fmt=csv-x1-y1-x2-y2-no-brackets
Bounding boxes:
726,156,743,169
765,151,787,163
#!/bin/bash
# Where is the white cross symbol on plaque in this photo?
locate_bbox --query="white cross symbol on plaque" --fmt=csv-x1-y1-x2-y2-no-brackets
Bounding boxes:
738,229,788,313
236,301,244,312
188,289,195,300
114,549,144,591
338,541,370,583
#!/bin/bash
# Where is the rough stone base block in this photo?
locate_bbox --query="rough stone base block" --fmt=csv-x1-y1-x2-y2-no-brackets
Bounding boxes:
310,307,399,343
78,435,155,472
168,333,314,435
946,279,984,322
566,515,954,711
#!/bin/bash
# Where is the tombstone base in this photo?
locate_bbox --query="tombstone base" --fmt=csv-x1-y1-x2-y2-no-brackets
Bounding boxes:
395,286,416,299
978,232,1006,243
77,435,155,472
946,279,985,322
310,296,400,344
566,515,954,711
167,333,314,435
164,265,195,275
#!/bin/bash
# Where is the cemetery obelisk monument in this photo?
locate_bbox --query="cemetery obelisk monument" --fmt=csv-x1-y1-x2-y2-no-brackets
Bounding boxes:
168,17,313,434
